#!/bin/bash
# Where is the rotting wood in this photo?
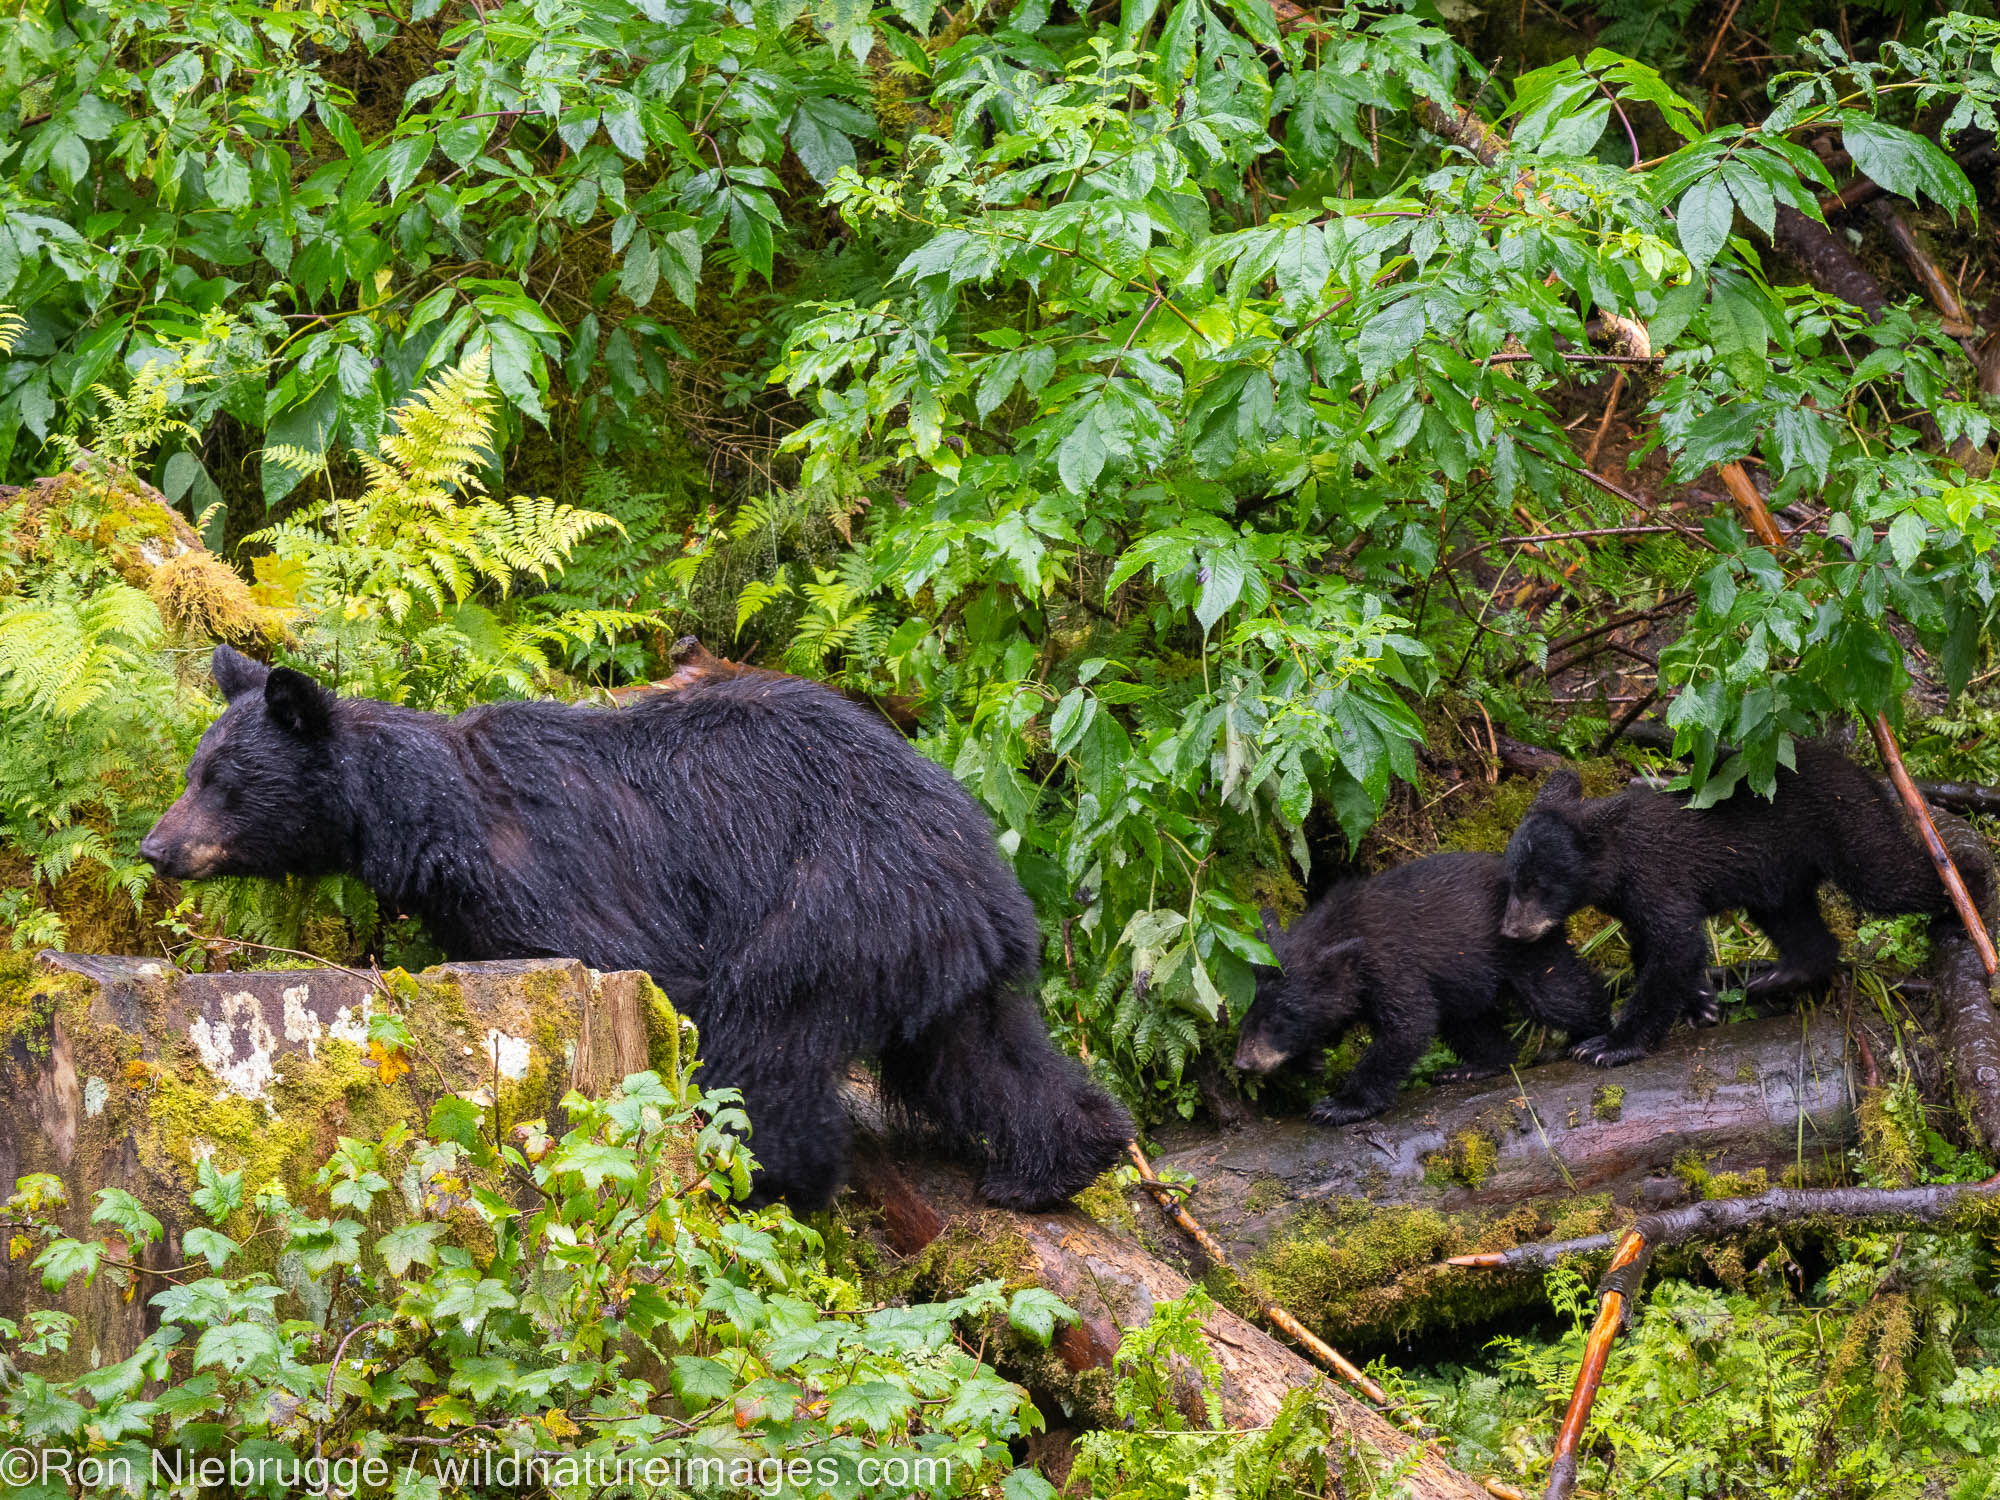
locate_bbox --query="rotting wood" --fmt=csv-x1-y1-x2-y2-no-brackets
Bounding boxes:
1937,929,2000,1155
842,1142,1488,1500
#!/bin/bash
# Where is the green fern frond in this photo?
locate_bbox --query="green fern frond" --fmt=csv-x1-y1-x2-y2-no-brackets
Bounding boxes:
0,307,23,355
376,347,499,497
265,443,329,479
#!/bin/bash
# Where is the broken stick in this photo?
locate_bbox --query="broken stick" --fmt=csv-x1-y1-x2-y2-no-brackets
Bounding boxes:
1123,1141,1413,1423
1542,1230,1651,1500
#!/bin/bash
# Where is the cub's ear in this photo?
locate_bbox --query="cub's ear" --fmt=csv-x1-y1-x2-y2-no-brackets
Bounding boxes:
211,644,269,702
1259,904,1284,947
265,666,336,741
1532,768,1584,810
1324,935,1366,973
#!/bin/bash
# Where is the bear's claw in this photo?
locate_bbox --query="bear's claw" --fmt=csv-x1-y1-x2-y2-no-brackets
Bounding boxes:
1571,1034,1653,1068
1307,1097,1378,1128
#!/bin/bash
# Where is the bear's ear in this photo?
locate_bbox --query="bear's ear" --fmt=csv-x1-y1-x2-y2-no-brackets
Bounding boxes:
211,644,269,702
264,667,335,741
1324,935,1366,974
1532,768,1584,810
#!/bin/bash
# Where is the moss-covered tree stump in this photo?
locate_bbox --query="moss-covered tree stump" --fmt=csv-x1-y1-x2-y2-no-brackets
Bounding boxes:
0,952,675,1373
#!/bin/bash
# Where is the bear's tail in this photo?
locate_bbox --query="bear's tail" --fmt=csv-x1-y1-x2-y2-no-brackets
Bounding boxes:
880,987,1132,1211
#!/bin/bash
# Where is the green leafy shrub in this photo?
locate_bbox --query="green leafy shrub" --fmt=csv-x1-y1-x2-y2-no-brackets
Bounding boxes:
0,1028,1066,1498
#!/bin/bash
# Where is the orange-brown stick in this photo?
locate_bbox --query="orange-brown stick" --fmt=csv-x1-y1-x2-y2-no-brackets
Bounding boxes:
1871,714,1998,975
1541,1229,1648,1500
1123,1141,1397,1411
1715,463,1995,973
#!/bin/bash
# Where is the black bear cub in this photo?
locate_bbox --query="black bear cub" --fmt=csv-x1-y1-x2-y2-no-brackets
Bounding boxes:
1232,852,1609,1126
1501,743,1997,1067
141,645,1132,1212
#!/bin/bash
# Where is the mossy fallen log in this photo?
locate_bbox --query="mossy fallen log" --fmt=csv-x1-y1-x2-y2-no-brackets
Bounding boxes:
844,1144,1487,1500
0,952,669,1375
1133,1011,1857,1347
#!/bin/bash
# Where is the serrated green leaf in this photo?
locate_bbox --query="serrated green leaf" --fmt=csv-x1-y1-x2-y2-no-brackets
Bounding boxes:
1676,173,1735,272
1842,114,1974,216
376,1222,444,1277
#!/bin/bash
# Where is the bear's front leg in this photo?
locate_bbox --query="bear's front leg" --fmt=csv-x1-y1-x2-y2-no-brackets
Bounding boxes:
1573,908,1709,1067
1309,996,1433,1125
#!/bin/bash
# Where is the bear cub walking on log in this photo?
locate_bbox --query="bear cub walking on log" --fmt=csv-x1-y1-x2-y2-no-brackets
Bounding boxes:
140,644,1131,1212
1232,852,1609,1126
1500,742,1997,1067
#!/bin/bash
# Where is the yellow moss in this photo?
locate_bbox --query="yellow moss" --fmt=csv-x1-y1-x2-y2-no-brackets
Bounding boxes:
1422,1127,1499,1189
1546,1193,1619,1241
150,550,279,645
1858,1091,1920,1186
1702,1167,1769,1200
1672,1151,1711,1196
1591,1084,1625,1123
1071,1173,1139,1239
644,978,686,1081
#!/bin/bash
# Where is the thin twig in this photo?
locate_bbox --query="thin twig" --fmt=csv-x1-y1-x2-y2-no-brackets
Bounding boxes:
1872,715,1997,975
1440,525,1678,573
1580,370,1626,471
1698,0,1746,77
1124,1142,1416,1424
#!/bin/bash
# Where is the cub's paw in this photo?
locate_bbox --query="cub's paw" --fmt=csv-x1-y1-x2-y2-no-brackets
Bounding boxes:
1684,991,1722,1027
1570,1034,1653,1068
1307,1097,1379,1128
1742,964,1832,999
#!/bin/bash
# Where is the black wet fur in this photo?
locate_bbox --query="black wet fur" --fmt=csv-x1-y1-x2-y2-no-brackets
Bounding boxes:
1501,742,1998,1067
141,646,1132,1213
1232,851,1609,1127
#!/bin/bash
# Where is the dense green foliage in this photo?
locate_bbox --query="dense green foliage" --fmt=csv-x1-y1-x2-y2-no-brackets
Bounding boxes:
12,0,2000,1088
1415,1060,2000,1496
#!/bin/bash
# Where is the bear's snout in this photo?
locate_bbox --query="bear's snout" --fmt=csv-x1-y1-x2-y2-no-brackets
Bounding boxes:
1233,1034,1288,1074
139,802,229,880
1499,894,1557,942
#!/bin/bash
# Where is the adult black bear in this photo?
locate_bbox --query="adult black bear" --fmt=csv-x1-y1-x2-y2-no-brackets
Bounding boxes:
1500,743,1996,1067
1232,852,1609,1126
140,644,1131,1212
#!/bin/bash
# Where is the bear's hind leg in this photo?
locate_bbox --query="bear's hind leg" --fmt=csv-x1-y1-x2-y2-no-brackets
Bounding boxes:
881,990,1131,1211
1741,898,1841,998
1435,1013,1517,1084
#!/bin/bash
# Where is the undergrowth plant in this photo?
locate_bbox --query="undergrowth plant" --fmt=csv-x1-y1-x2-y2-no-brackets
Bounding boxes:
1415,1053,2000,1496
0,1023,1070,1500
